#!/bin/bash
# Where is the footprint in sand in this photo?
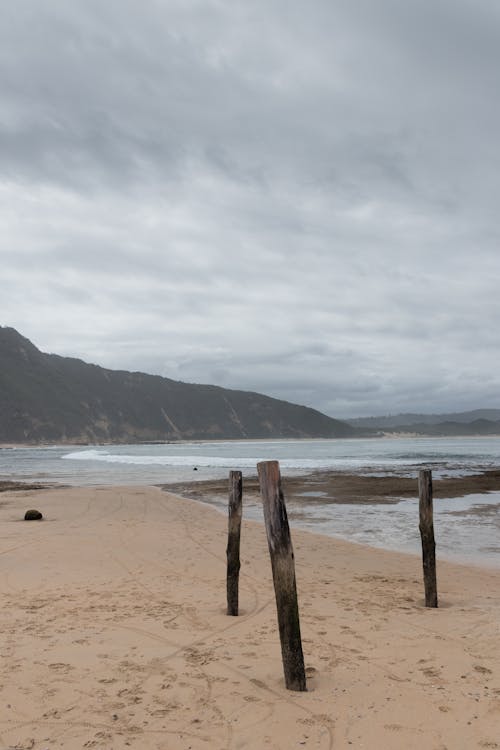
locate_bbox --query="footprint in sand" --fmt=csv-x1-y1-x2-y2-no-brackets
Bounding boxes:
48,662,74,673
474,665,493,675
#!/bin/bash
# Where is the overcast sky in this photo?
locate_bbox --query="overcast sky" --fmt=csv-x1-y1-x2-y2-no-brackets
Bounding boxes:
2,0,500,419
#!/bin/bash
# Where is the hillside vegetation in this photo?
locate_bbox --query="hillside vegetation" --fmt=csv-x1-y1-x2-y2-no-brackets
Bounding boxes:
0,327,354,444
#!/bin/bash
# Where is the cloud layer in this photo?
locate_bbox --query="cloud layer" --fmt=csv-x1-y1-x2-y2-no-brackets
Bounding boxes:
2,0,500,417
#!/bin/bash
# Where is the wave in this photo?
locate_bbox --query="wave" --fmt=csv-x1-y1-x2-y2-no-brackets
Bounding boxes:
61,448,444,471
62,449,337,469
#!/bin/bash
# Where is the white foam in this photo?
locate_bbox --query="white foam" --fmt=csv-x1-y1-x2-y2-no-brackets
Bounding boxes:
63,447,429,471
62,449,336,469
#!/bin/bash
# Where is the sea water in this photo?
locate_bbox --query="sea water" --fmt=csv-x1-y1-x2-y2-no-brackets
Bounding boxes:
1,436,500,567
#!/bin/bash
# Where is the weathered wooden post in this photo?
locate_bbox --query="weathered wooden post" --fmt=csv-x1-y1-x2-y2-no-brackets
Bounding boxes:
418,469,438,608
257,460,306,691
226,470,243,616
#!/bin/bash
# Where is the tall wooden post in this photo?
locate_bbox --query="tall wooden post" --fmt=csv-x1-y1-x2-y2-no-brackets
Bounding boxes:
257,460,306,691
226,470,243,616
418,469,438,608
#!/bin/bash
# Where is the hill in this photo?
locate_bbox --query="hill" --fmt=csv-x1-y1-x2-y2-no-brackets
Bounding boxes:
0,327,355,444
347,411,500,436
347,410,500,428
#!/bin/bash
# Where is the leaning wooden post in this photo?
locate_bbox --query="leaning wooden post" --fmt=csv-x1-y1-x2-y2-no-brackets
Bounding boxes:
418,469,438,608
257,460,306,691
226,470,243,616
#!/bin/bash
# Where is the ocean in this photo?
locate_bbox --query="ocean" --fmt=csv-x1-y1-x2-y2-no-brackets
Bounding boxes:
2,436,500,567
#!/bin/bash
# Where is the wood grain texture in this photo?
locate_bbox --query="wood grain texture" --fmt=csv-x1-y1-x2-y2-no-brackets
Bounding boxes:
257,460,306,691
226,470,243,616
419,469,438,608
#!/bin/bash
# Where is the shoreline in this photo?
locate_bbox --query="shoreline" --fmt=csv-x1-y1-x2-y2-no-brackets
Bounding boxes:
3,432,500,448
0,483,499,749
5,468,500,570
6,465,500,501
161,471,500,572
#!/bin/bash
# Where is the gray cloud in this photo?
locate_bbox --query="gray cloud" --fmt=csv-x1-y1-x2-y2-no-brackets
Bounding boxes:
1,1,500,418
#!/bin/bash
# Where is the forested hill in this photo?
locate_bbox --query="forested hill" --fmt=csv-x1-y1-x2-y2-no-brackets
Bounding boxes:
347,410,500,436
0,327,355,444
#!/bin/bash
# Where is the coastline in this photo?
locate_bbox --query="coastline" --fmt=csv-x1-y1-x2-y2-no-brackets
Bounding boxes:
4,464,500,568
5,466,500,501
3,432,500,448
0,483,499,749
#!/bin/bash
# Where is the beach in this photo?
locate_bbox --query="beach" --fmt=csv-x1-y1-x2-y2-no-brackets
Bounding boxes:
1,483,499,749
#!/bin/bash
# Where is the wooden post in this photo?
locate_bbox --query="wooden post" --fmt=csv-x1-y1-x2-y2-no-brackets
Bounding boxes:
418,469,438,608
257,460,306,691
226,470,243,616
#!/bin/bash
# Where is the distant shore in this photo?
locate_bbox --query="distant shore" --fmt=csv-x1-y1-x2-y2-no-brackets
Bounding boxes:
2,431,500,450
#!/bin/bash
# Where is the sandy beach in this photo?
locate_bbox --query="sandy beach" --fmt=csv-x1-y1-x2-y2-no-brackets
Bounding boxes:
1,484,499,749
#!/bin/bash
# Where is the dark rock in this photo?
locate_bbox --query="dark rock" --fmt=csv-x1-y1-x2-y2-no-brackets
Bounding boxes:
24,509,43,521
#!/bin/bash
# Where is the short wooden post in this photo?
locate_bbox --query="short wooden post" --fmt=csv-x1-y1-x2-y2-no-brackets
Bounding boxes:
257,460,306,691
226,470,243,616
418,469,438,608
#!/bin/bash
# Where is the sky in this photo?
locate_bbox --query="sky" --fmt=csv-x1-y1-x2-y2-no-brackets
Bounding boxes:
2,0,500,419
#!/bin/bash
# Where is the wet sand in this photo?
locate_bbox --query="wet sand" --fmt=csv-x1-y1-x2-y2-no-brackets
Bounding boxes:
0,484,499,749
6,468,500,505
162,467,500,506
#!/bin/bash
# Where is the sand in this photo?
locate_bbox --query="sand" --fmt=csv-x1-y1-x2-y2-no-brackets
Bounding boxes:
0,484,499,750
